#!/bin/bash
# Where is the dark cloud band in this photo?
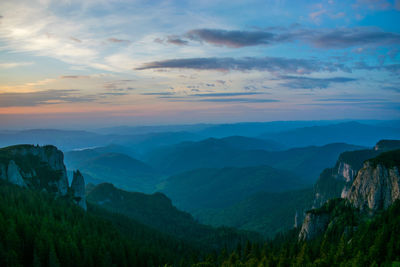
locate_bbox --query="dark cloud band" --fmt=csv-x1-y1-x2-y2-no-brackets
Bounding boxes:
164,27,400,49
0,90,94,107
136,57,345,74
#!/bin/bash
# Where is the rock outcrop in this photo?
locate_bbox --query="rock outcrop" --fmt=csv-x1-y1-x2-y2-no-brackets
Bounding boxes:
346,161,400,212
71,170,87,210
4,145,69,195
6,160,26,187
298,212,330,241
299,143,400,241
312,148,383,208
0,145,85,210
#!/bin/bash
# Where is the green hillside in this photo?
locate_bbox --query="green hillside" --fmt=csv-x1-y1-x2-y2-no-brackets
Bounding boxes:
160,165,306,212
195,188,314,238
0,180,200,267
87,183,261,249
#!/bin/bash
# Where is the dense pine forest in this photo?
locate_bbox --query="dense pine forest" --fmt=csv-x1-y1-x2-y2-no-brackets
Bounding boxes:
0,179,258,267
196,199,400,266
0,138,399,266
2,177,400,267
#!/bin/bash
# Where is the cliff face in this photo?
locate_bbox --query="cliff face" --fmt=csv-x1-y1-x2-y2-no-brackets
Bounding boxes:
299,147,400,241
346,160,400,212
298,212,330,241
71,170,87,210
0,145,68,196
312,148,387,209
312,141,400,209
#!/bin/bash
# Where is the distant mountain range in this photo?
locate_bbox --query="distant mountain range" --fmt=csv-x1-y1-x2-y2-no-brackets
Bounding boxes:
260,121,400,147
65,149,159,192
1,121,399,152
147,138,362,181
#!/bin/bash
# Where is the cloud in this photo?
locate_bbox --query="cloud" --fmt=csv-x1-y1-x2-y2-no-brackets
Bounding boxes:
384,64,400,73
197,98,279,103
165,27,400,50
99,92,129,96
0,62,33,69
396,0,400,10
186,29,278,48
216,80,226,85
135,56,346,74
165,97,279,103
311,28,400,48
141,92,175,96
70,37,82,43
309,9,327,24
190,92,262,97
0,90,94,107
166,35,188,46
154,35,189,46
60,75,90,79
354,62,400,73
108,38,131,44
279,76,357,89
103,80,136,91
315,98,386,102
330,12,346,19
355,0,392,10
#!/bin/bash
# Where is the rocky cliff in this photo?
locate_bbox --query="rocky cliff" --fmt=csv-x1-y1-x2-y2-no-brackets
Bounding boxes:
0,144,86,209
312,140,400,209
299,145,400,241
346,150,400,212
71,170,87,210
0,145,69,194
298,211,330,241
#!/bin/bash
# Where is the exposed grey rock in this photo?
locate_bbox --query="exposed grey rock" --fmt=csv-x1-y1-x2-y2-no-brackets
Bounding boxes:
298,212,330,241
337,162,356,183
7,160,26,187
346,162,400,212
7,145,68,195
294,211,299,228
313,151,372,208
71,170,87,210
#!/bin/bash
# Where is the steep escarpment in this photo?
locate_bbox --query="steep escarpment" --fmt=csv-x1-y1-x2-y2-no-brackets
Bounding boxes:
298,211,330,241
0,144,86,209
71,170,87,210
299,145,400,241
312,140,400,208
346,150,400,212
0,145,69,194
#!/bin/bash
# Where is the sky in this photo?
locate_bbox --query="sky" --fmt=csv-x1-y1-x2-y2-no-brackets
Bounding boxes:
0,0,399,129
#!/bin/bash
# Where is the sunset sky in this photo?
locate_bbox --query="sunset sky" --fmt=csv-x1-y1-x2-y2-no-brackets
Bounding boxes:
0,0,399,129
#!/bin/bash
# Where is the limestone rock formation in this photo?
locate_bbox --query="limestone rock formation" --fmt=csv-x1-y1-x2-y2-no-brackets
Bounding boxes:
346,161,400,212
312,148,381,208
298,212,330,241
5,145,69,195
7,160,26,187
71,170,87,210
299,147,400,241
